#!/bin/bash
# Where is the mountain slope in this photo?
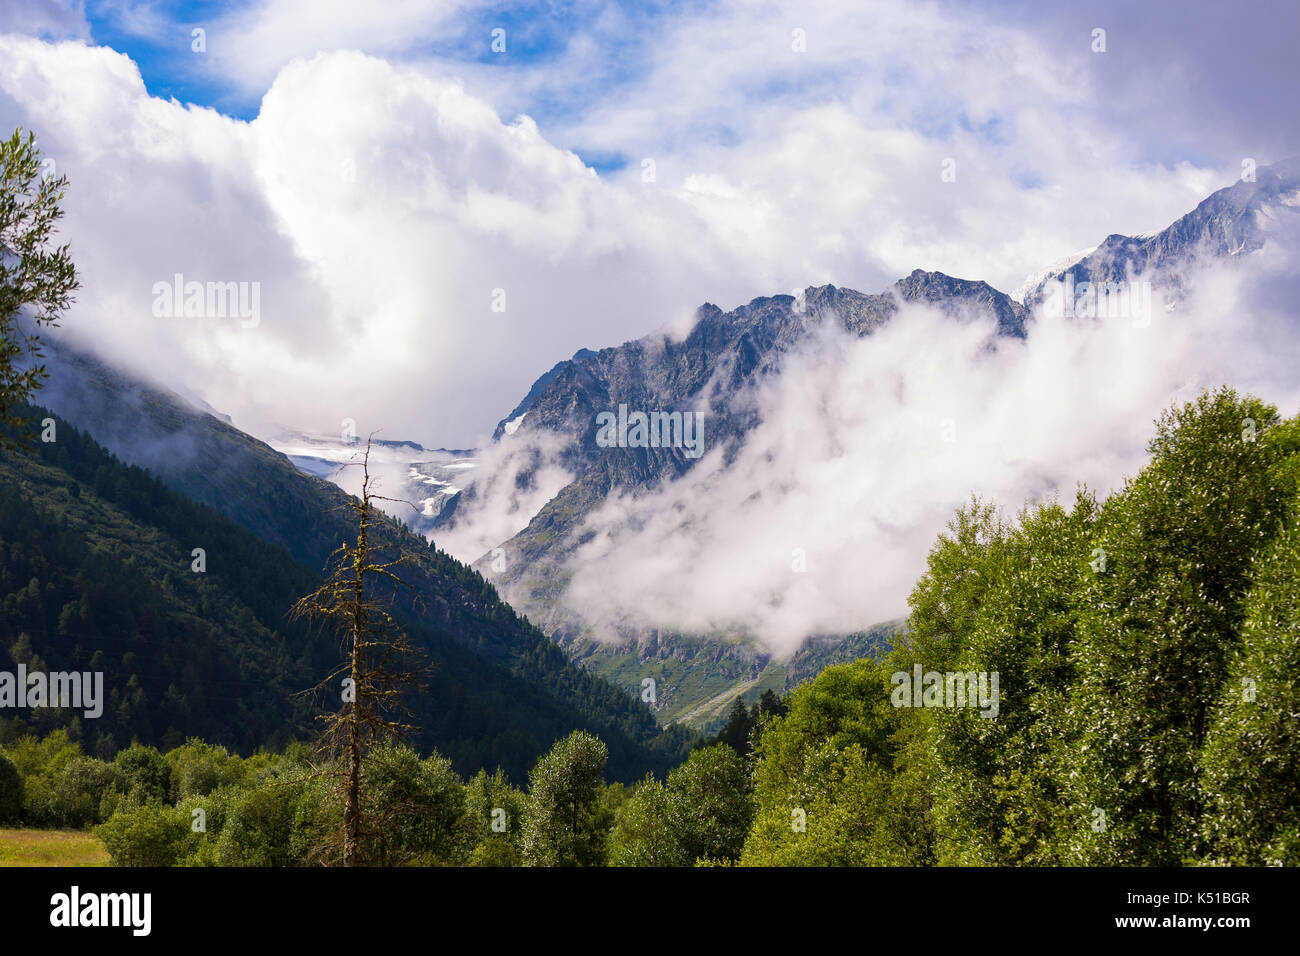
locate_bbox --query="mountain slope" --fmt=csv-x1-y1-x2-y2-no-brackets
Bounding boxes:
445,272,1026,583
7,345,695,779
422,273,1023,724
0,411,325,756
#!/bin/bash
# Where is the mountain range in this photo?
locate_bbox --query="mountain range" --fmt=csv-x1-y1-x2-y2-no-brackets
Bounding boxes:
420,157,1300,731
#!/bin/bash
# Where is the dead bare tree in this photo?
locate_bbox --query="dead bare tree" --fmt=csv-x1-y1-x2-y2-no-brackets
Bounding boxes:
291,436,425,866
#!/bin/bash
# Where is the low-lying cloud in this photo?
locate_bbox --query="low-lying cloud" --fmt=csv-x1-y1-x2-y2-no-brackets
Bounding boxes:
554,243,1300,656
431,425,578,562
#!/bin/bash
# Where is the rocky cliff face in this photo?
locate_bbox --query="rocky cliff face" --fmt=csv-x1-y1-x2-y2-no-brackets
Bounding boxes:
443,271,1028,563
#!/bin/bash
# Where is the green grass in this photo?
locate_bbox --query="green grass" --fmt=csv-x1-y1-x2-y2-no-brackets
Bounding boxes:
0,828,110,867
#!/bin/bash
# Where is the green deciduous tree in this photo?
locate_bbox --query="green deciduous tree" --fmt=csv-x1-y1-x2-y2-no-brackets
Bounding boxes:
96,803,191,867
610,744,753,866
214,778,308,867
465,767,525,867
915,494,1096,865
362,745,472,865
113,743,172,806
663,744,751,863
0,753,22,824
1063,388,1291,864
40,755,118,828
741,659,917,866
166,739,244,800
1199,501,1300,864
608,775,679,866
521,730,609,866
0,127,78,449
900,497,1012,675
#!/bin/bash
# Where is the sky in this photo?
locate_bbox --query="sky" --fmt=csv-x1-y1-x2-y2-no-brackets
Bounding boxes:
1,0,1297,449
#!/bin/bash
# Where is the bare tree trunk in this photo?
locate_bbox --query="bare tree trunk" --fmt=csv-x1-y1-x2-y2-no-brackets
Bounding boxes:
343,706,361,865
343,493,369,867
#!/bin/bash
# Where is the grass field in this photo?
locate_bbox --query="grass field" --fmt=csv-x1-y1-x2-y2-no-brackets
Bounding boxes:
0,828,110,867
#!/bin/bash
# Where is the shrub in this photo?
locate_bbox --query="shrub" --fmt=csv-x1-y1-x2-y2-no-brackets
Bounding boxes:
96,804,192,866
0,753,23,824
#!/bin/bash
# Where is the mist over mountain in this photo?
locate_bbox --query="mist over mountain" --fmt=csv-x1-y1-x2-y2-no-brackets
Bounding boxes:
1020,155,1300,308
406,159,1300,724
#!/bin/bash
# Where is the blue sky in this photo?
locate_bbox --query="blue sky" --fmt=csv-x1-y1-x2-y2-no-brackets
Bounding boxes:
81,0,696,162
84,0,241,113
69,1,718,180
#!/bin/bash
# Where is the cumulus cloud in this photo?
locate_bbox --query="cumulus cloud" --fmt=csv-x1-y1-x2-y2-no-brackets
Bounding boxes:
0,38,743,446
0,37,334,425
554,242,1300,656
204,0,487,99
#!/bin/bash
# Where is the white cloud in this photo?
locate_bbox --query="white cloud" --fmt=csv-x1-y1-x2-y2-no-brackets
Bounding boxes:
0,0,88,40
0,3,1276,453
202,0,485,98
0,38,745,446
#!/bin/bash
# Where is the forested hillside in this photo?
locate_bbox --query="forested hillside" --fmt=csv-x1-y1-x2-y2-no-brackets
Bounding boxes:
27,344,683,768
0,405,692,782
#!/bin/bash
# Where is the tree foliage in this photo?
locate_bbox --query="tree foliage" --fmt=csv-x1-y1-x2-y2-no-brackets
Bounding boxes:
521,730,609,866
0,127,78,448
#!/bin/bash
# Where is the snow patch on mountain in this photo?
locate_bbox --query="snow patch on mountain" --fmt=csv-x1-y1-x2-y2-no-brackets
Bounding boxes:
1010,246,1096,303
267,429,478,532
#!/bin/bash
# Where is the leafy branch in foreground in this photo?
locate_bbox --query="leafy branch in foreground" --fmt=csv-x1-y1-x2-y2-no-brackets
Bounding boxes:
0,127,79,450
